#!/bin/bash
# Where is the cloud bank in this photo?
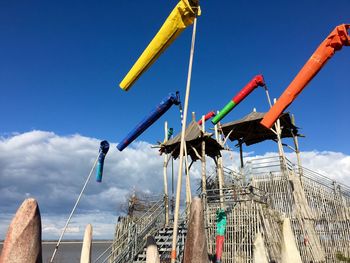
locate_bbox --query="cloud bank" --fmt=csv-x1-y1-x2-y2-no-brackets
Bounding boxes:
1,131,350,240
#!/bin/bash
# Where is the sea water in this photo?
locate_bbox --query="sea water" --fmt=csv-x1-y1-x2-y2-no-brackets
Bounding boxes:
0,241,112,263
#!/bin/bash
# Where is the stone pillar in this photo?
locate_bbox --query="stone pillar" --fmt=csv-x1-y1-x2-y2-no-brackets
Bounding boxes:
183,197,209,263
0,198,42,263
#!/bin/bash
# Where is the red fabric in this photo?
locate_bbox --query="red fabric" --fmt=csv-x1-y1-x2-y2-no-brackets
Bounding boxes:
216,235,225,262
232,75,265,104
198,111,216,125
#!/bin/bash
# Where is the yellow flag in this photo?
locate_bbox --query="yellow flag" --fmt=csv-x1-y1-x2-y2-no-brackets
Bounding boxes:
119,0,200,91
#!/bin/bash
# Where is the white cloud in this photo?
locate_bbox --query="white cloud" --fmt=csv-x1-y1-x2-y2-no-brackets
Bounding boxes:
0,131,164,240
1,131,350,240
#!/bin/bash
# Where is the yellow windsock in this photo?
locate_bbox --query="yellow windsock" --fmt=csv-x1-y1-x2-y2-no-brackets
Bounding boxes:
119,0,200,91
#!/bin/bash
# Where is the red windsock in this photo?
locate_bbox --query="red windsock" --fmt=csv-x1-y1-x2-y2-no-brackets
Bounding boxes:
198,111,216,125
216,235,225,263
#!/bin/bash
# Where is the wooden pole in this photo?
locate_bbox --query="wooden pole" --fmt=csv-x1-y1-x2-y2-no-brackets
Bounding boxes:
170,17,197,263
163,121,169,226
201,115,207,196
265,87,288,176
214,124,225,209
272,98,289,176
264,87,285,158
239,140,244,169
184,143,192,210
171,156,174,218
80,224,92,263
291,114,303,177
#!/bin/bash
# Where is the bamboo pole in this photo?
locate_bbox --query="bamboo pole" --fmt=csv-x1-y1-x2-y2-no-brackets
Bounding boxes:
170,17,197,263
184,143,192,210
239,140,244,169
171,155,175,218
163,121,169,226
291,114,303,178
201,115,207,196
264,87,285,159
214,124,225,209
201,114,212,255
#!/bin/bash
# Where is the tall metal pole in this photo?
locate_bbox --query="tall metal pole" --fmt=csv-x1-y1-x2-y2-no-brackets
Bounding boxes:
170,18,197,263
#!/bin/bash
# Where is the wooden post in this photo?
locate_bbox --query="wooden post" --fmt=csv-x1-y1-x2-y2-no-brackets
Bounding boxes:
264,87,286,162
264,94,289,175
171,156,175,218
271,98,288,177
270,97,284,159
239,140,244,169
291,114,303,177
214,124,225,209
0,198,42,263
201,115,207,196
184,143,192,211
171,18,197,263
163,121,169,226
80,224,92,263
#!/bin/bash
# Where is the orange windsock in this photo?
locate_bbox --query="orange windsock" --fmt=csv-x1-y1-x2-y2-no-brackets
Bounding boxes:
261,24,350,128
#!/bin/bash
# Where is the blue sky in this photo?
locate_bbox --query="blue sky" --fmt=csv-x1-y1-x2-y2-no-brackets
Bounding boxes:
0,0,350,241
1,0,350,154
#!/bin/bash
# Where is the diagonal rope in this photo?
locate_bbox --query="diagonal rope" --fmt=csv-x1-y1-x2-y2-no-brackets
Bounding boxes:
49,153,100,263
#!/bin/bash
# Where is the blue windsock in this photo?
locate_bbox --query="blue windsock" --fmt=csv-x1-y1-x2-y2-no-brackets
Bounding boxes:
117,92,180,151
167,128,174,140
96,140,110,182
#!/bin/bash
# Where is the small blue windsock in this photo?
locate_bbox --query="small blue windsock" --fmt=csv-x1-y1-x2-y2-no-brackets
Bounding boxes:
96,140,110,182
117,92,180,151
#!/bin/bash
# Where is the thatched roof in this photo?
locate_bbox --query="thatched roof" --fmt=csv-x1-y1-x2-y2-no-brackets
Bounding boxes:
159,120,223,161
220,111,300,146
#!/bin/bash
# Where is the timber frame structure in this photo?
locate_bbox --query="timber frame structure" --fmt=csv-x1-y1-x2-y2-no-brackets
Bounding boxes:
95,112,350,263
97,155,350,263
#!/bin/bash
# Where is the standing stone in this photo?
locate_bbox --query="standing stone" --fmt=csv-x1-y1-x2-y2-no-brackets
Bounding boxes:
146,236,160,263
183,197,209,263
281,218,302,263
0,198,42,263
80,224,93,263
253,232,269,263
